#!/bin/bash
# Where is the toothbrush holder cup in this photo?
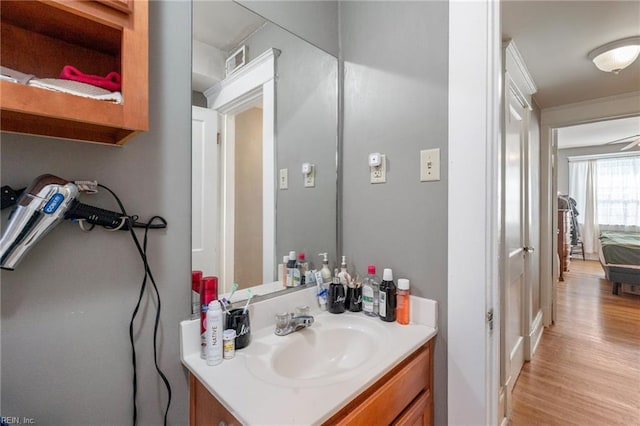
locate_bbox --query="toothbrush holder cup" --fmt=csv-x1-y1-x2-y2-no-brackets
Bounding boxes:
226,308,251,349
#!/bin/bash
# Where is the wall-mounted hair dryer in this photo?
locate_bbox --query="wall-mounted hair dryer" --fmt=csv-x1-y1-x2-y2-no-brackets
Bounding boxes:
1,174,166,270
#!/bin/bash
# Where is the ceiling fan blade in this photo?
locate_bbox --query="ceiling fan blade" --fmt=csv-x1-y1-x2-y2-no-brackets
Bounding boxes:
605,133,640,145
620,137,640,151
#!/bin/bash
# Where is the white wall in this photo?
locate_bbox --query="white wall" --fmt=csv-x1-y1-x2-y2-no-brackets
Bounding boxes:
0,2,192,424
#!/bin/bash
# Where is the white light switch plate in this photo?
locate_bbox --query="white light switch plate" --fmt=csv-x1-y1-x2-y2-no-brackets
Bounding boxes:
279,168,288,189
370,154,386,184
304,168,315,188
420,149,440,182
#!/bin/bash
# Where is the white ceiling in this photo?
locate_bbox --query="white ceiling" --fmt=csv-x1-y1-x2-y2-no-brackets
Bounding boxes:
502,1,640,109
557,115,640,149
193,1,640,148
192,1,265,53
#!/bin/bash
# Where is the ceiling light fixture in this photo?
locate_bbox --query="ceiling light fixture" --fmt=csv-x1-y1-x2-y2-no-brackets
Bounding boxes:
588,36,640,74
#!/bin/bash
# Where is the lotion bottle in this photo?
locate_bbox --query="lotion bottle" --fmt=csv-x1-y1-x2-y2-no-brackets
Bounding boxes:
328,269,346,314
318,252,332,284
206,301,223,366
337,255,351,287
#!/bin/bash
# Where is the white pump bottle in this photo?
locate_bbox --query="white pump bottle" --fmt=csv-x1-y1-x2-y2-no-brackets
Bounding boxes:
318,252,332,284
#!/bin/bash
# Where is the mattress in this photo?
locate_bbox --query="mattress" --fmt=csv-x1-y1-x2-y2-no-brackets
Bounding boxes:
599,231,640,266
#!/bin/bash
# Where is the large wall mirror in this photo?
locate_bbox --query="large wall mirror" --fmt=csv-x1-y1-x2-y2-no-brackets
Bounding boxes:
191,0,338,302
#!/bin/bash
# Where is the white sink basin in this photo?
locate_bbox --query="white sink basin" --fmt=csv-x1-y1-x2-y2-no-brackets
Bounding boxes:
244,312,391,387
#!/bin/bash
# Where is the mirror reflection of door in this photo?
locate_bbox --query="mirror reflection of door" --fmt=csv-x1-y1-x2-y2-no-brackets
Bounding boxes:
234,106,263,288
191,106,218,278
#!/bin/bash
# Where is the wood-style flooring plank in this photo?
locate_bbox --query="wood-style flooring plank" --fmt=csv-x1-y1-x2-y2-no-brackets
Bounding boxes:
509,260,640,426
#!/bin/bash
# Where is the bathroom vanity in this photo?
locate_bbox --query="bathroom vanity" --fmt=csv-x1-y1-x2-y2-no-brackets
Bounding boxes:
189,340,433,425
180,287,437,425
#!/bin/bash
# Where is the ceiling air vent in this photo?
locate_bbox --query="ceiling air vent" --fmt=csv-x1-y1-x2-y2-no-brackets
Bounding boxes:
225,45,247,76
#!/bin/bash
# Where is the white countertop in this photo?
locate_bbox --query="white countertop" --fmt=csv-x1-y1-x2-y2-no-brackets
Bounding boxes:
180,288,437,425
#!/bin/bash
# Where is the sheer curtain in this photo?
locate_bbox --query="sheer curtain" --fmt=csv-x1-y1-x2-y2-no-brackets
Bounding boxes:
569,160,599,256
596,156,640,232
569,156,640,257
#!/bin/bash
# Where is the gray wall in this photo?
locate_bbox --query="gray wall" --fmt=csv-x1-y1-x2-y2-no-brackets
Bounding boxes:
1,1,191,424
239,0,339,57
340,1,449,424
234,22,339,270
557,142,629,194
192,90,207,107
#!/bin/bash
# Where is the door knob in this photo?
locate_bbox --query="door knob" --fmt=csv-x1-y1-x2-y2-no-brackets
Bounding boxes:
523,246,535,253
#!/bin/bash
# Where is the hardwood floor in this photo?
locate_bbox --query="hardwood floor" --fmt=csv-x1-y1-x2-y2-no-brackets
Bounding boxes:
509,259,640,426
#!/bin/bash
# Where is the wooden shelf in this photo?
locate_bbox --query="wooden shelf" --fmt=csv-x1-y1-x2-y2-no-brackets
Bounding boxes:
0,0,148,145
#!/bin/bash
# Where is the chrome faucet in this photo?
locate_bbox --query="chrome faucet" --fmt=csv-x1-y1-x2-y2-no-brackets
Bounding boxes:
274,311,315,336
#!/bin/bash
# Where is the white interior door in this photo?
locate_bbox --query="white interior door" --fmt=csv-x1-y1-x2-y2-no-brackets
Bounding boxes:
500,79,527,418
192,106,219,277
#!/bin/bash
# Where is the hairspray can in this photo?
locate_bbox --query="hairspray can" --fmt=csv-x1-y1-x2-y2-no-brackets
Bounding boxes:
200,276,218,359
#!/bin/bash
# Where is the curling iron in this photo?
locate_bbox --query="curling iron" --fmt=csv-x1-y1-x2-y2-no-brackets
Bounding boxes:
0,174,166,270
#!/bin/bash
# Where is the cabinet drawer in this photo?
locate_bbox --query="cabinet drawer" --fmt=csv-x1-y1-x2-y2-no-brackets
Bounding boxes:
329,342,432,426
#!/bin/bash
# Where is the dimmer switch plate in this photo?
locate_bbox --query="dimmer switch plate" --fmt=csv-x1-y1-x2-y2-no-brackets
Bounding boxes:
279,168,288,189
370,154,386,184
420,149,440,182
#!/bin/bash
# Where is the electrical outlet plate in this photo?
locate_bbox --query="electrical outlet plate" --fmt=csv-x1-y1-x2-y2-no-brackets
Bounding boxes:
304,167,315,188
279,168,288,189
370,154,386,184
420,148,440,182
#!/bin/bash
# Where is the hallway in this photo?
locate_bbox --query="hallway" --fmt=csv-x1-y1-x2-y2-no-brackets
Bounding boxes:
509,260,640,425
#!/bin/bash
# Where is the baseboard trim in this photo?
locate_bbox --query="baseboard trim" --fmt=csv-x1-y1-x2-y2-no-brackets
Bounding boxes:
498,387,506,426
524,310,544,360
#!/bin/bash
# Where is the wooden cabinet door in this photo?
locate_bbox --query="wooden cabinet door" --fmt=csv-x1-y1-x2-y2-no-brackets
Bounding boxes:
393,391,432,426
190,375,241,426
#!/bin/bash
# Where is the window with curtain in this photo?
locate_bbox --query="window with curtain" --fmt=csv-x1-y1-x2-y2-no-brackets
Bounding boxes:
596,156,640,227
568,155,640,255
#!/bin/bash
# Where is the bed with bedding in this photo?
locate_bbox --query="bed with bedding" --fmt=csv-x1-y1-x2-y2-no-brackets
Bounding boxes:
599,231,640,295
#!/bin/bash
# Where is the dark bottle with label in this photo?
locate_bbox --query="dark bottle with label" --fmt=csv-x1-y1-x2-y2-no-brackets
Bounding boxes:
328,270,346,314
347,274,362,312
379,268,397,322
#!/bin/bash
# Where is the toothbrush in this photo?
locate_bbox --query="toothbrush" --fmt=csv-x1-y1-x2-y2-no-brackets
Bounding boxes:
242,289,254,314
226,282,239,305
220,300,231,315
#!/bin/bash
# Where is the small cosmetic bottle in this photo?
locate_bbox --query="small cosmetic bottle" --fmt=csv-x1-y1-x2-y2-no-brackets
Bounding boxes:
223,329,236,360
396,279,410,325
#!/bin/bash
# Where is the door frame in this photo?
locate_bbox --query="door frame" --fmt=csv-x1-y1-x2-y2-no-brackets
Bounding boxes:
448,1,501,425
204,48,280,291
539,90,640,326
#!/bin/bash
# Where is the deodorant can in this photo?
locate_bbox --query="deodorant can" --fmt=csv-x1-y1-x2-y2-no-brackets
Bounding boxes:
200,276,218,359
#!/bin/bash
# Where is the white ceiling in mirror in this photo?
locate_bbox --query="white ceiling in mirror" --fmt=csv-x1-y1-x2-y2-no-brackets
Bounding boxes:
193,1,265,52
192,1,267,92
557,115,640,149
